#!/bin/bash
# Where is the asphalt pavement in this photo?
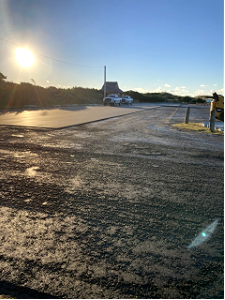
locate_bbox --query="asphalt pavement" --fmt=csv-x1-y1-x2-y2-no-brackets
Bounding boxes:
0,104,161,129
0,104,223,299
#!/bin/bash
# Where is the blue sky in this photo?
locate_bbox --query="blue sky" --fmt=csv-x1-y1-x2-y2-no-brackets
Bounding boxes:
0,0,224,96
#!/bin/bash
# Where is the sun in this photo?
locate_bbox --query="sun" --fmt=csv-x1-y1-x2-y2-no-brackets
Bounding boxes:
15,48,34,67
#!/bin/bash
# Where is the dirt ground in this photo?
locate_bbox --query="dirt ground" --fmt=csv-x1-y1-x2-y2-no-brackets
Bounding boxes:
0,105,224,298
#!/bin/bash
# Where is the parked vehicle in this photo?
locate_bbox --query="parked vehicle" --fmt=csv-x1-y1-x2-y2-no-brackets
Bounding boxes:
103,94,122,106
211,93,224,121
121,95,133,105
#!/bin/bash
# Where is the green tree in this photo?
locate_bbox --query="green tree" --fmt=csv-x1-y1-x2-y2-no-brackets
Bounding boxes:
183,96,193,103
0,72,7,81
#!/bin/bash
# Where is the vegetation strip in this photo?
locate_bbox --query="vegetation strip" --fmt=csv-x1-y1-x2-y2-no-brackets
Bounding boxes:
172,122,224,135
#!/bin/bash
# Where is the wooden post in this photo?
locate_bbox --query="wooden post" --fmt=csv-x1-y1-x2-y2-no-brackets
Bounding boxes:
185,107,190,124
209,110,215,132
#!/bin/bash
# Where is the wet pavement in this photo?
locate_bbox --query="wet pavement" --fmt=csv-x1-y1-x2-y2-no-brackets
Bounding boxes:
0,105,223,299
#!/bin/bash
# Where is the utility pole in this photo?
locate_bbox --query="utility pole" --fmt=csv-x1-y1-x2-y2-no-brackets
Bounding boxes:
104,65,106,98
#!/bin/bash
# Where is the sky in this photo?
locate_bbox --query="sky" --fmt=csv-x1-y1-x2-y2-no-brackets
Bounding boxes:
0,0,224,96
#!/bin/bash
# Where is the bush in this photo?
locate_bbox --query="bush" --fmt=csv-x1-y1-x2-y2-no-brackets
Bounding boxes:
196,98,205,103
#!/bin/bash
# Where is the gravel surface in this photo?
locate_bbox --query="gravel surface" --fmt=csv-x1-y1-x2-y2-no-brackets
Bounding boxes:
0,105,224,298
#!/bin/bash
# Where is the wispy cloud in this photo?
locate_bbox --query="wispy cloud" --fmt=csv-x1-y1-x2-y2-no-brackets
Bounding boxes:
164,83,171,87
200,84,206,87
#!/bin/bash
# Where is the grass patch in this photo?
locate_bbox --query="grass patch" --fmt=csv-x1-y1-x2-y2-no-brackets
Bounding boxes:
172,122,224,135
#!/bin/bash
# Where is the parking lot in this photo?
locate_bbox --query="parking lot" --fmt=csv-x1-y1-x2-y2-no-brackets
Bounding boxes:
0,105,223,298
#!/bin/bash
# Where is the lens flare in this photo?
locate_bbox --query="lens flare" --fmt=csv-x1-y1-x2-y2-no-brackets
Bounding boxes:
16,48,34,67
188,219,219,249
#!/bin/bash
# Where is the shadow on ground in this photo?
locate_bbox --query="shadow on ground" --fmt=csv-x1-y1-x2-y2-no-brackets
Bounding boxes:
0,281,57,299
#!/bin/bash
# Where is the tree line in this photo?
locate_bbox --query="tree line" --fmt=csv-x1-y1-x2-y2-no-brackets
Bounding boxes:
0,72,104,109
0,72,205,109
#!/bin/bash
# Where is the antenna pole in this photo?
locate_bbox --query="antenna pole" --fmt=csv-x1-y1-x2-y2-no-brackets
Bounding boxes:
104,65,106,98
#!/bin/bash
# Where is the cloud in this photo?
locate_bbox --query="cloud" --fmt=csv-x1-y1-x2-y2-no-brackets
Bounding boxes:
200,84,206,87
174,86,188,92
213,83,217,86
134,87,151,93
134,87,165,94
217,88,224,94
194,89,205,95
210,88,224,95
164,83,171,87
151,87,163,93
175,90,190,96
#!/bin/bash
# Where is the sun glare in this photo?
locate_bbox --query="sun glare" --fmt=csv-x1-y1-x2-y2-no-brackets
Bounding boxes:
15,48,34,67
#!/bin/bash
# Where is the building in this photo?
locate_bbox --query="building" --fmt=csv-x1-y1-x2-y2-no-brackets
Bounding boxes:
101,81,123,96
